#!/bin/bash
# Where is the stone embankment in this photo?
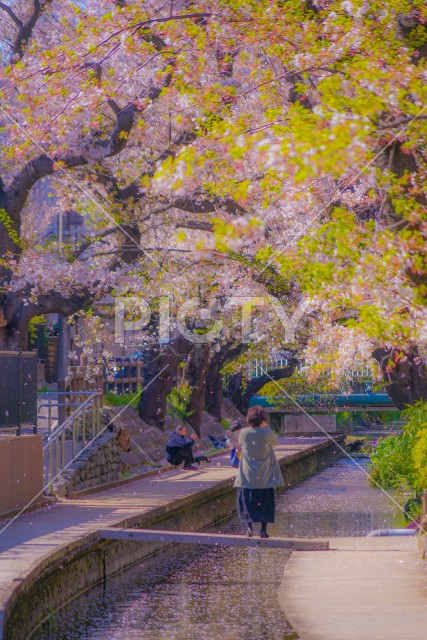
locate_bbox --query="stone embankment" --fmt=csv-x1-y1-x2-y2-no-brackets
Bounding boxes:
54,432,122,497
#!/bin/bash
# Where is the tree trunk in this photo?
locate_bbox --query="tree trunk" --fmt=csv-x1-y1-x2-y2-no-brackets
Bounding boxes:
205,341,249,420
178,343,211,436
205,357,223,420
138,333,193,429
231,359,299,414
0,299,31,351
373,347,427,410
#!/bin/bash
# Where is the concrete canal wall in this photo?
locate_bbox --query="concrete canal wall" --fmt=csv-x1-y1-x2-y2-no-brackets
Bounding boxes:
3,436,344,640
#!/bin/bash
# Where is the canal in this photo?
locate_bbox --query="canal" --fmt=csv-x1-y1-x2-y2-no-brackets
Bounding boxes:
34,458,404,640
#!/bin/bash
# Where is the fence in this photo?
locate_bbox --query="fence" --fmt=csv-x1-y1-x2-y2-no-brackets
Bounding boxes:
55,358,144,421
57,364,104,424
39,361,104,487
105,358,144,395
44,356,144,487
248,354,290,378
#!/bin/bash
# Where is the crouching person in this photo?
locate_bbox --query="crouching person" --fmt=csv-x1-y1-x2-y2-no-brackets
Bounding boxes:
166,426,198,470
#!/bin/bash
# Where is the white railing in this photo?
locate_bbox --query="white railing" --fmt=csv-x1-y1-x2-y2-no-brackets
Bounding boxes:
249,353,290,378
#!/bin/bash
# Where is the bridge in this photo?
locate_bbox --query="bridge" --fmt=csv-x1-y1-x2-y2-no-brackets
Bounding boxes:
249,392,397,412
99,528,329,550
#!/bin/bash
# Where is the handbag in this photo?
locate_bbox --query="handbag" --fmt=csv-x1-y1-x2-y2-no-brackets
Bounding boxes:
230,448,240,468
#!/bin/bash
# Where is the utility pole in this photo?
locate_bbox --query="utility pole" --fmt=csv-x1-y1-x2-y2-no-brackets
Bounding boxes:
57,209,69,380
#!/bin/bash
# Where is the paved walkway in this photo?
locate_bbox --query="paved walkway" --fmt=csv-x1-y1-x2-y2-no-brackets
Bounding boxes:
0,438,316,633
279,535,427,640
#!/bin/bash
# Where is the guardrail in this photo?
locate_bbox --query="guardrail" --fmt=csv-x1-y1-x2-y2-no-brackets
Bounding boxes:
43,391,102,487
38,391,99,437
105,358,144,394
248,355,290,378
251,392,396,410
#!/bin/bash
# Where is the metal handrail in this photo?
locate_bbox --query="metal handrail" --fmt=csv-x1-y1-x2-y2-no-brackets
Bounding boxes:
39,401,94,439
38,391,96,399
38,391,101,438
47,394,99,440
44,391,102,488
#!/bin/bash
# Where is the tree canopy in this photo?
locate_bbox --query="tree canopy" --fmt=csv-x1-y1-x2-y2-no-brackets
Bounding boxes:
1,0,427,409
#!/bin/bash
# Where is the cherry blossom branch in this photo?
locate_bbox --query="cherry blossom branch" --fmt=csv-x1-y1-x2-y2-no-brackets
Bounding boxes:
72,226,124,259
377,115,427,130
41,89,83,132
94,11,213,51
2,286,93,347
2,95,133,225
176,221,215,232
172,195,246,216
176,66,340,113
9,0,53,60
213,120,288,140
0,35,13,48
0,2,22,28
19,20,178,84
91,247,196,256
4,150,87,226
93,129,199,204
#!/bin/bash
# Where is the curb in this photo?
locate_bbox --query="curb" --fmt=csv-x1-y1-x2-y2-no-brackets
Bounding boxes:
0,497,56,523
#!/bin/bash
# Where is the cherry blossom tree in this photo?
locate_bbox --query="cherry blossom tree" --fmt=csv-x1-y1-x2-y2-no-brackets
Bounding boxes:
1,0,427,417
165,0,427,409
0,0,298,431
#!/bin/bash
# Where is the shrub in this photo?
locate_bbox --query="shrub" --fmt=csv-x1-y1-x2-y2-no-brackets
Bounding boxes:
221,417,231,429
369,432,413,491
168,384,193,421
369,400,427,493
412,430,427,492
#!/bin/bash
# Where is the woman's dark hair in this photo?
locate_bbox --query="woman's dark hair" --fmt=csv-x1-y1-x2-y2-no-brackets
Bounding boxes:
229,419,244,432
246,405,268,427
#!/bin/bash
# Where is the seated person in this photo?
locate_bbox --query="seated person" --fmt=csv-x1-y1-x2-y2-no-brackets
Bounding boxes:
166,426,198,470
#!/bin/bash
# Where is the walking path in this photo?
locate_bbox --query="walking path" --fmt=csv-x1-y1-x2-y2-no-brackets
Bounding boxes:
279,535,427,640
0,437,319,636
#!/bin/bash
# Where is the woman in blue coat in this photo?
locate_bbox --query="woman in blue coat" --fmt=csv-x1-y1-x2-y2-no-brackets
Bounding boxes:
234,405,283,538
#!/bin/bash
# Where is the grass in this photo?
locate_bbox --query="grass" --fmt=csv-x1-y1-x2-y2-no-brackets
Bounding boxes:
104,392,139,408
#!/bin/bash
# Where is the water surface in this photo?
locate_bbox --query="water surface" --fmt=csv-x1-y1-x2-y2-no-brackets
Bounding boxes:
35,458,404,640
